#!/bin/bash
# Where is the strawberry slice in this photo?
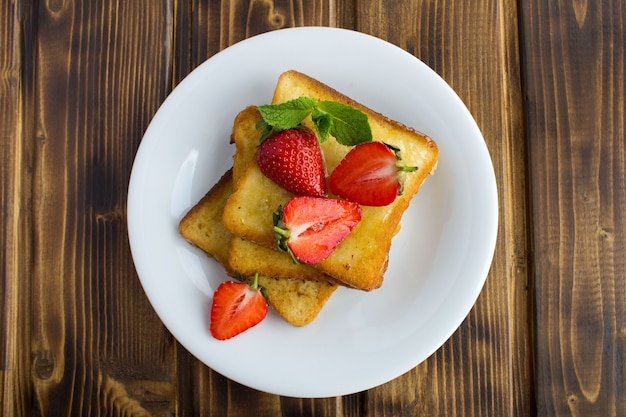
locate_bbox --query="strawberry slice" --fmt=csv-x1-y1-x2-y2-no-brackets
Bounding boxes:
256,127,326,197
328,142,417,206
273,196,362,264
210,274,268,340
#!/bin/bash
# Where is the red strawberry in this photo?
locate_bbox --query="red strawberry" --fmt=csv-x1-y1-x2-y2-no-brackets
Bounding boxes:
210,274,268,340
328,142,417,206
273,196,361,264
256,127,325,197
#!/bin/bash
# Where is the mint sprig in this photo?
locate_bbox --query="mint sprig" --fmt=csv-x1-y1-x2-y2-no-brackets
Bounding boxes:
257,96,372,146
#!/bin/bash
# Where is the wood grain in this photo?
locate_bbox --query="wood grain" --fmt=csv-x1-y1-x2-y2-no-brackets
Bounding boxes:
4,0,531,415
2,1,32,416
3,0,624,415
521,0,626,415
186,0,335,76
24,0,178,414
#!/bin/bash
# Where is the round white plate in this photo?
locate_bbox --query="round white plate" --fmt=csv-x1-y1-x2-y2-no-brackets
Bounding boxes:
127,27,498,398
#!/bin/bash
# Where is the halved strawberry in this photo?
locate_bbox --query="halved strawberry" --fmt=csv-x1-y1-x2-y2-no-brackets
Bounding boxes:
256,127,326,197
328,142,417,206
210,274,268,340
273,196,361,264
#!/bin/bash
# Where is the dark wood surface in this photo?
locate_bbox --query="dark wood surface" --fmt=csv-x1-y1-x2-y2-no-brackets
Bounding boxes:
1,0,623,415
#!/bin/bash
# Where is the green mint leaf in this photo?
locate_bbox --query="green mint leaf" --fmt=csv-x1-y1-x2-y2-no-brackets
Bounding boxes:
315,100,372,146
311,109,332,143
257,96,373,146
255,120,278,143
257,97,317,131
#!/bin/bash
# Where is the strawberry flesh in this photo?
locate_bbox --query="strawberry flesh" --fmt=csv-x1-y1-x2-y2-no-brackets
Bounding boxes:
257,127,326,197
328,142,416,206
274,196,361,264
210,277,268,340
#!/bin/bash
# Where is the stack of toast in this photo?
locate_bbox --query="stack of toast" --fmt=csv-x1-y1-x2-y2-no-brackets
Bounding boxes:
179,70,438,327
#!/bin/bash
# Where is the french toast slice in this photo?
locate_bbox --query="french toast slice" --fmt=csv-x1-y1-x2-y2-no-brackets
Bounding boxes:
178,169,337,326
228,106,342,284
222,70,438,291
178,169,235,271
228,236,342,284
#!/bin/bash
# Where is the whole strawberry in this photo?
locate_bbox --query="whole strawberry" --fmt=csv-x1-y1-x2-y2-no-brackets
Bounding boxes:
256,127,326,197
328,142,417,206
273,196,362,264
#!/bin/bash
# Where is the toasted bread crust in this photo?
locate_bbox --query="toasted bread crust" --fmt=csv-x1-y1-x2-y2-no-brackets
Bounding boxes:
228,236,339,284
231,106,263,183
273,71,436,141
258,276,336,326
179,169,234,271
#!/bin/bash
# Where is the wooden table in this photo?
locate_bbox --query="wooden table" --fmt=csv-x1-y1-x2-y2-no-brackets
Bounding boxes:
2,1,624,415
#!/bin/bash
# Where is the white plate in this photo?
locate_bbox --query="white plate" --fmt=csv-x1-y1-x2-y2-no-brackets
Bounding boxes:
127,27,498,398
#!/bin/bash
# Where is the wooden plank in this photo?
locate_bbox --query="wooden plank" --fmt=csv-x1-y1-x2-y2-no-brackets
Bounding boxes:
520,1,625,415
26,1,180,414
1,1,33,415
354,0,532,415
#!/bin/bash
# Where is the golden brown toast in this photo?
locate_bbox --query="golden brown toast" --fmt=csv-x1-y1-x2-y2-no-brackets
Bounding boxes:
256,277,336,327
229,106,340,283
228,106,350,285
230,106,263,183
228,236,342,284
178,169,337,326
178,169,235,271
222,70,438,291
